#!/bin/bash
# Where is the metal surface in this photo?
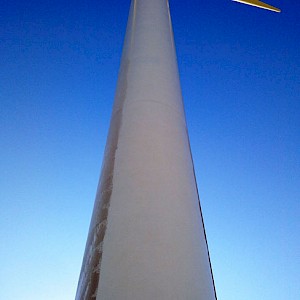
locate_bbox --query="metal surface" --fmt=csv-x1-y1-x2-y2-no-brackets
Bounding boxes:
75,0,217,299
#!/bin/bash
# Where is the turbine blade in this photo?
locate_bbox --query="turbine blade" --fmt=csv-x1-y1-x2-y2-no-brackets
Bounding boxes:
233,0,281,12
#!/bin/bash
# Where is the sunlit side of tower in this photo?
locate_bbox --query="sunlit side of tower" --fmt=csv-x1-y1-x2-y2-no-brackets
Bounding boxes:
75,0,217,299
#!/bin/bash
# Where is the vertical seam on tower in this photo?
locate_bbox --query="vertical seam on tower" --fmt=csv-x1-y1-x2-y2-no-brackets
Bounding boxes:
75,0,136,298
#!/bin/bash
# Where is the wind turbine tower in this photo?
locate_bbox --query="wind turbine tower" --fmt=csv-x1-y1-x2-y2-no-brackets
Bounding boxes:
76,0,217,299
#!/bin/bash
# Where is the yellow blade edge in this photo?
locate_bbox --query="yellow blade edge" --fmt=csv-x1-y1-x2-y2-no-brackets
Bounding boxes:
233,0,281,12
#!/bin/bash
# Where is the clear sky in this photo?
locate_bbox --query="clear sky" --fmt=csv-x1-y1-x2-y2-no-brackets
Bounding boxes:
1,0,299,299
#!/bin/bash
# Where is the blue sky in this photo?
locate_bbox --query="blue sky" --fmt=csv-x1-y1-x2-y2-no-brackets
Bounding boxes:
1,0,299,299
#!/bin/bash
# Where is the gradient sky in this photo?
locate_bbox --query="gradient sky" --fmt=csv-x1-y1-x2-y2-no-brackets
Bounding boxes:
1,0,299,299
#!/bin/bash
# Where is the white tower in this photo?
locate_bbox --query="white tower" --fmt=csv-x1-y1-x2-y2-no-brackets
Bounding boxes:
76,1,217,299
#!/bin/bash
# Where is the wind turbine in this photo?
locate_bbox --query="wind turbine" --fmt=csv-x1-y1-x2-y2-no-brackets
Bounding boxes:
233,0,281,12
75,0,281,299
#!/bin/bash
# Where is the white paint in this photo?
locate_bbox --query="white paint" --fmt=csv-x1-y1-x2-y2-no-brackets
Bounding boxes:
75,0,217,299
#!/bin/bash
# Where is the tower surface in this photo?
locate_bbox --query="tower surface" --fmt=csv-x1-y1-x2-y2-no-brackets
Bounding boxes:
76,0,217,299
